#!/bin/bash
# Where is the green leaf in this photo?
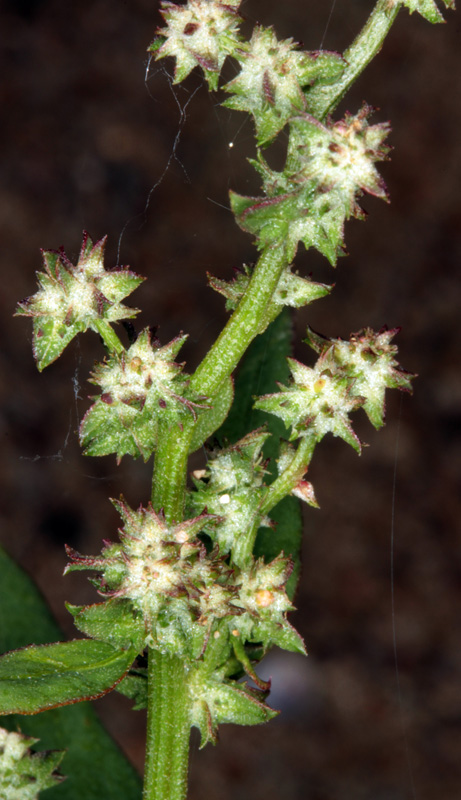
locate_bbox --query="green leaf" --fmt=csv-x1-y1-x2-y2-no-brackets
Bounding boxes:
0,546,142,799
0,548,62,653
0,640,136,716
66,599,146,652
189,376,234,453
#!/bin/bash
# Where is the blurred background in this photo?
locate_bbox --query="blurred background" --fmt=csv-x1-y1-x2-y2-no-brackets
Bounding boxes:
1,1,460,798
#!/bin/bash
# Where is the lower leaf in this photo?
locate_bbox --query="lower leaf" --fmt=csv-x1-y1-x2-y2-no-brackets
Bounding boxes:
0,640,135,715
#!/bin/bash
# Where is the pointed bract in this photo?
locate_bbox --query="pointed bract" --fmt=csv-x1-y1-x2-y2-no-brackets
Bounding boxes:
399,0,455,24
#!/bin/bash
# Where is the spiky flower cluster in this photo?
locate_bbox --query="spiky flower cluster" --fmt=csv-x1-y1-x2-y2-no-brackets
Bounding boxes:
0,727,64,800
306,326,415,429
15,233,143,370
152,0,243,90
255,327,414,450
256,356,364,450
231,105,390,263
222,25,344,146
79,329,206,462
66,499,301,664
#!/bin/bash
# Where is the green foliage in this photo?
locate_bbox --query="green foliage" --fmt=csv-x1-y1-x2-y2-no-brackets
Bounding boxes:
0,546,142,800
0,640,135,716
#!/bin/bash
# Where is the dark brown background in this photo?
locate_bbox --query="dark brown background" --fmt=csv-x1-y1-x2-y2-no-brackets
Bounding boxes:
1,1,460,798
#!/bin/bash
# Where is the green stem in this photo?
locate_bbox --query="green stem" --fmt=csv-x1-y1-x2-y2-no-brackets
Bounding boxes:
145,245,290,800
145,417,192,800
151,243,289,522
143,650,190,800
261,435,317,516
307,0,400,119
189,244,287,398
92,319,125,355
237,436,317,568
151,418,194,519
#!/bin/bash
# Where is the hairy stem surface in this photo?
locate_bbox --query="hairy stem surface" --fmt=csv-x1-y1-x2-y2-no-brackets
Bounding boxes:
308,0,400,119
151,243,289,519
143,651,190,800
190,244,287,398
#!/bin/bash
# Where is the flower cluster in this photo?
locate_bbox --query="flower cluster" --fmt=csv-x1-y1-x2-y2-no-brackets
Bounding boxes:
151,0,243,90
79,329,206,462
222,25,344,146
189,430,271,565
231,105,390,263
15,233,143,370
306,326,415,429
255,327,414,449
0,727,64,800
65,498,302,665
209,263,330,334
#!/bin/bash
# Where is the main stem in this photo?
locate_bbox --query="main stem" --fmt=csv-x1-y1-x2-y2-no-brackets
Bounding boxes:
307,0,400,119
143,651,190,800
151,243,288,515
144,244,288,800
144,420,191,800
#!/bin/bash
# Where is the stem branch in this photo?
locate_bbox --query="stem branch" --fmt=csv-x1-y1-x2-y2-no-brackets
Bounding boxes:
93,319,125,355
261,436,317,516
